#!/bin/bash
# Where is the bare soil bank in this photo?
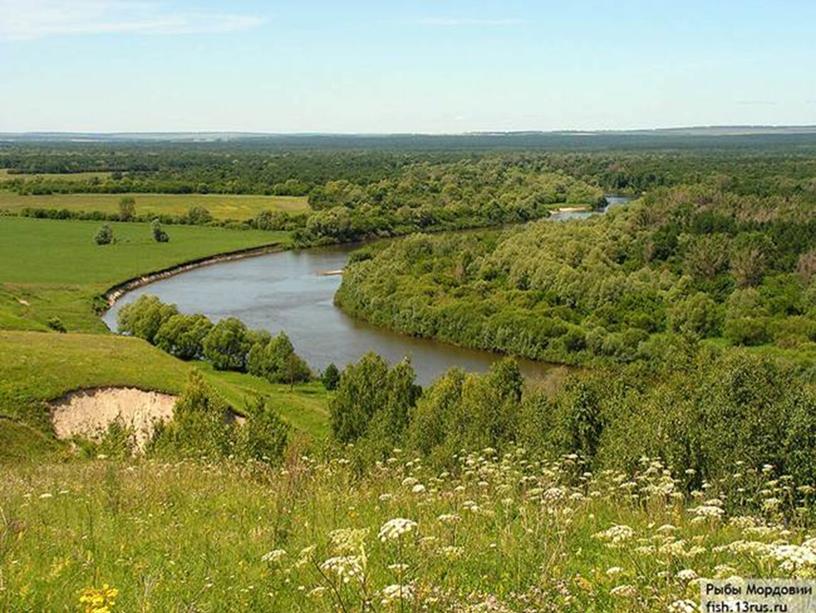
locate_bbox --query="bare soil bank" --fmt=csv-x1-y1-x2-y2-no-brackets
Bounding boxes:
51,387,176,449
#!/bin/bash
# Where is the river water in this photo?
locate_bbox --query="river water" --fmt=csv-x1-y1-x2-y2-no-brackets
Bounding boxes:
104,196,629,386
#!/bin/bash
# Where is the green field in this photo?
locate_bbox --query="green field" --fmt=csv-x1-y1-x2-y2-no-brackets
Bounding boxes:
0,217,290,332
0,191,310,220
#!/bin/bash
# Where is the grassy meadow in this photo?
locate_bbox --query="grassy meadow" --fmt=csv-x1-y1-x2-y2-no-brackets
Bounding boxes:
2,451,810,611
0,191,310,220
0,217,290,332
0,330,330,461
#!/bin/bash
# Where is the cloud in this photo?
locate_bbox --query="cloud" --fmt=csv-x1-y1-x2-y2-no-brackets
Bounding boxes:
0,0,264,40
418,17,526,27
735,100,777,106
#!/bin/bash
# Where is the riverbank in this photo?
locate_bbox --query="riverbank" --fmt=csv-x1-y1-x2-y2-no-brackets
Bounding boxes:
101,242,289,310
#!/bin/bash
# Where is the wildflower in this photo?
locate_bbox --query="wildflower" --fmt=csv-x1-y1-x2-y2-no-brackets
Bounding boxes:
688,505,724,521
378,518,417,542
319,556,364,584
411,484,426,494
676,569,698,582
606,566,624,576
380,583,414,606
379,493,394,502
593,524,635,547
307,586,327,599
610,584,637,598
388,563,408,573
261,549,287,564
328,528,367,554
78,584,118,613
668,600,697,613
771,545,816,572
401,477,419,487
39,493,53,499
295,545,316,569
441,546,464,560
437,513,461,525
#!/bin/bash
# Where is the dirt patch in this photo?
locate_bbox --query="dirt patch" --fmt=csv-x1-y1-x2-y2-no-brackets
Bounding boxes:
50,387,176,450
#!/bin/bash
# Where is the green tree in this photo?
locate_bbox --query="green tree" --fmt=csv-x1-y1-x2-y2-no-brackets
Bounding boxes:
149,371,234,459
247,332,309,384
202,317,252,371
117,295,179,344
154,313,213,360
329,353,391,443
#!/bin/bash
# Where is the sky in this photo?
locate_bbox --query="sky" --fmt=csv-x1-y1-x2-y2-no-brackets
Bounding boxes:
0,0,814,133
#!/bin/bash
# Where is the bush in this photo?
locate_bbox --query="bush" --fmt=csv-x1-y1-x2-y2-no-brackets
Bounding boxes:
94,224,113,245
118,197,136,221
149,371,235,459
321,363,340,390
235,397,289,464
187,206,213,225
46,316,67,333
151,219,169,242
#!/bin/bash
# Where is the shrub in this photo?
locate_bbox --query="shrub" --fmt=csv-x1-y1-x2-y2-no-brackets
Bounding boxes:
149,371,235,459
46,316,67,333
94,224,113,245
118,197,136,221
321,363,340,390
235,397,289,464
151,219,169,242
187,206,213,225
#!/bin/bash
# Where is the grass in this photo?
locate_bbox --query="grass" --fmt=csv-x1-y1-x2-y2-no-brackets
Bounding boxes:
0,330,330,460
0,191,310,220
0,217,290,332
0,452,808,611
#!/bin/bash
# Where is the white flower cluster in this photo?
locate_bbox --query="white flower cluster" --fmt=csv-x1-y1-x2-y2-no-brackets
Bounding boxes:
319,555,364,584
378,518,417,542
668,599,698,613
380,583,414,606
261,549,287,563
593,524,635,547
328,528,367,554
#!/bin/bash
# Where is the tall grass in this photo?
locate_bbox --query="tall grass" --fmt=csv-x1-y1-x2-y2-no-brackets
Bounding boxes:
2,451,813,611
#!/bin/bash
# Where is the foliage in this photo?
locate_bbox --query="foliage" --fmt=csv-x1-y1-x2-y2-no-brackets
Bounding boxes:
151,218,169,242
118,295,179,344
93,223,113,245
329,353,420,452
202,317,252,371
321,363,340,390
118,196,136,221
337,184,816,365
153,313,213,360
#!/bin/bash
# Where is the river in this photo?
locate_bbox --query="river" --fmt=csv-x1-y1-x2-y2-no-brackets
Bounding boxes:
104,196,630,386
